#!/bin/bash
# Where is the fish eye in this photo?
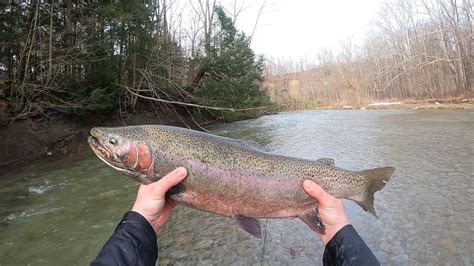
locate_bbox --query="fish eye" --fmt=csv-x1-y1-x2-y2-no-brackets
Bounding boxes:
109,138,117,145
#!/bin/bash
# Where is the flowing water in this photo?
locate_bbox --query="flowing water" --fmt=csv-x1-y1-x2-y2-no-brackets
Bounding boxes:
0,109,473,265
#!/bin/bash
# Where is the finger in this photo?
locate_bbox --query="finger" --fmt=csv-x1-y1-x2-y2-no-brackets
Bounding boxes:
154,167,187,197
303,180,337,208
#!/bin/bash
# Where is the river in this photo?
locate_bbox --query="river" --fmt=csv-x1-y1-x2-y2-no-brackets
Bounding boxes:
0,109,473,265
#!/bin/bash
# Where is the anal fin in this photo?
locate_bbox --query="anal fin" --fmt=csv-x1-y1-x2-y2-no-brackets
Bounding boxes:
232,215,262,238
298,208,326,235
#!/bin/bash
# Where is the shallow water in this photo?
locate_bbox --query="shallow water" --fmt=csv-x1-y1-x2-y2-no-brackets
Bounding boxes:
0,109,473,265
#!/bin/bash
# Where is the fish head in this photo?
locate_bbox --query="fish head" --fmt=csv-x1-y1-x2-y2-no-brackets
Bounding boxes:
88,127,155,184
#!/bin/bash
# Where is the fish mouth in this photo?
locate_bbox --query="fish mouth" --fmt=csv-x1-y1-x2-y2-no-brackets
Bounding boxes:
88,135,108,157
88,134,126,173
88,132,117,163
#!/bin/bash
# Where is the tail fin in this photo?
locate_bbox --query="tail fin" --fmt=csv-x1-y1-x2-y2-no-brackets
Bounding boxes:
354,167,395,218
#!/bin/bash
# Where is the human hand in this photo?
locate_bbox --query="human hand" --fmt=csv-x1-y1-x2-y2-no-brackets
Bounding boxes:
303,180,349,246
131,167,187,232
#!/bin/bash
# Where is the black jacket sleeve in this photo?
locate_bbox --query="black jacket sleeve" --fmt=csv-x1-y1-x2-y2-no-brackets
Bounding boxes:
91,211,158,266
323,224,380,266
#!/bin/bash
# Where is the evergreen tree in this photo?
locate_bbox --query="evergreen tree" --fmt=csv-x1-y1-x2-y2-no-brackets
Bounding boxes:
196,6,269,120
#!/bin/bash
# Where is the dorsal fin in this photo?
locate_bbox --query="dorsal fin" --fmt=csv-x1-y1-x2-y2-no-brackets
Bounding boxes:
316,158,335,166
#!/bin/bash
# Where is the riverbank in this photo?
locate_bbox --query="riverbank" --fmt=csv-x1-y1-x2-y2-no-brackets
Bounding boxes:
0,111,215,171
280,97,474,111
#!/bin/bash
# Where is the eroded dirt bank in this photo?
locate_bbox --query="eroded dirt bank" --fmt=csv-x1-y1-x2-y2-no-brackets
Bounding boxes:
0,112,212,171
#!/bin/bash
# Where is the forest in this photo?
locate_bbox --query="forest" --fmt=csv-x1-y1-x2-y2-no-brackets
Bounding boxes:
0,0,472,126
0,0,269,124
264,0,473,106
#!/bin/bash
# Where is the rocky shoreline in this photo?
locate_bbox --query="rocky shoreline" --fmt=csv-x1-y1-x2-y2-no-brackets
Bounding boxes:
279,97,474,112
326,98,474,110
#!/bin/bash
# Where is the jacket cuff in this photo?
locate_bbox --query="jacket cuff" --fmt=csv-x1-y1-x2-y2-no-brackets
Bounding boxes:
326,224,356,247
323,224,380,265
116,211,157,253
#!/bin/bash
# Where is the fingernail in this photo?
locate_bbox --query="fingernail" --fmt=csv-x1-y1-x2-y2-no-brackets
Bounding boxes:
176,167,186,177
304,180,318,192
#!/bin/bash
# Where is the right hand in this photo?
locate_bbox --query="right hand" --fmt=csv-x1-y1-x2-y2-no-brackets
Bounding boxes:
131,167,187,232
303,180,349,246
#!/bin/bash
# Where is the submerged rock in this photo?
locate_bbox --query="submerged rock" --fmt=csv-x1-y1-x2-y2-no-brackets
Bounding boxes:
378,240,402,255
439,238,458,254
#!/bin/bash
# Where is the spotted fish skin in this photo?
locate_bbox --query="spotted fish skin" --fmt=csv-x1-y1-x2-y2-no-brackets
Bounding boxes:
88,125,394,235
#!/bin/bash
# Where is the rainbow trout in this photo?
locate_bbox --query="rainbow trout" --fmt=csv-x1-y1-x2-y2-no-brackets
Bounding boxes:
88,125,394,238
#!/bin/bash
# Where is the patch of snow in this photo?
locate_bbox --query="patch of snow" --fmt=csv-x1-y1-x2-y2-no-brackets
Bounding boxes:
368,102,402,106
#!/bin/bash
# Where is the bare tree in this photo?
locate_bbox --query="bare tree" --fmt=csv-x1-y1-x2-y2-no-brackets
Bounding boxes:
264,0,473,105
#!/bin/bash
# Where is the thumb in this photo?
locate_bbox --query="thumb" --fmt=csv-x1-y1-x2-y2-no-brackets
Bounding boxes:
154,167,188,197
303,180,336,208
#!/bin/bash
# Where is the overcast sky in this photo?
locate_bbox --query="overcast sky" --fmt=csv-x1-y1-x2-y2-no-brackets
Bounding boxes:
231,0,384,60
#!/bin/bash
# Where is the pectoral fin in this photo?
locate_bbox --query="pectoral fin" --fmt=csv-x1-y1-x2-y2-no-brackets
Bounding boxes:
232,215,262,238
298,208,326,235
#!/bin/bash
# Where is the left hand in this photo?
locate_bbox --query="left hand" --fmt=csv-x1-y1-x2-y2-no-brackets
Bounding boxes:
131,167,187,232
